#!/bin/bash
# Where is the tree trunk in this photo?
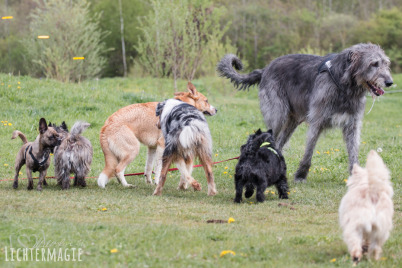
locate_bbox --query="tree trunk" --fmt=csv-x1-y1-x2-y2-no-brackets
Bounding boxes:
118,0,127,77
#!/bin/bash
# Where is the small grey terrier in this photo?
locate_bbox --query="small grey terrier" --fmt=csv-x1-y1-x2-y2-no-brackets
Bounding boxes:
52,121,93,190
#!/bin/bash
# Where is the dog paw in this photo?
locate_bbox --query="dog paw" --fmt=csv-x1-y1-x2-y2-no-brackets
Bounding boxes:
36,186,43,191
124,183,136,188
153,188,162,196
191,181,202,191
208,189,217,196
27,185,33,190
294,177,307,183
13,182,18,189
234,198,242,203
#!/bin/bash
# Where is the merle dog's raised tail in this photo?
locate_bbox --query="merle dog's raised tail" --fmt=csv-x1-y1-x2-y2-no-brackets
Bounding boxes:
217,54,262,90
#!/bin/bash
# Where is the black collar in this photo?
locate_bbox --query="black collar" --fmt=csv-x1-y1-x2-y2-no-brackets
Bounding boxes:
318,55,344,91
25,145,50,167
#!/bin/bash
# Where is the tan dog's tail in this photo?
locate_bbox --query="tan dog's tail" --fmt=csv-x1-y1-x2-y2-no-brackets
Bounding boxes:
11,130,28,144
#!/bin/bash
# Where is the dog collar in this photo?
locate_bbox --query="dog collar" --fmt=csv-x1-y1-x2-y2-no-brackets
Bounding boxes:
318,56,344,91
260,142,278,156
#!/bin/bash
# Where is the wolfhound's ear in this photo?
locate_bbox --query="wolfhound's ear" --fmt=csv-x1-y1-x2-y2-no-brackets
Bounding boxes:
187,82,198,97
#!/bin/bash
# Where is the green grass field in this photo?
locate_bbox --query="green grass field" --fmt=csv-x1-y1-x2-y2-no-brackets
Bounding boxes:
0,73,401,267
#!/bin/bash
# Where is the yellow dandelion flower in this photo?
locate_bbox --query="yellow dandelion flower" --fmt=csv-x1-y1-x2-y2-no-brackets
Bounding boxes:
224,166,228,169
228,217,235,224
50,153,53,156
215,154,218,157
8,123,12,126
19,172,22,175
4,164,9,166
229,175,232,178
316,151,320,154
344,179,347,183
362,141,366,144
324,151,330,154
110,248,118,253
17,86,21,89
18,81,21,84
223,171,227,174
101,207,107,211
220,250,235,257
1,83,4,85
271,191,275,194
3,124,6,126
293,190,296,193
380,257,387,261
330,258,336,262
8,85,11,88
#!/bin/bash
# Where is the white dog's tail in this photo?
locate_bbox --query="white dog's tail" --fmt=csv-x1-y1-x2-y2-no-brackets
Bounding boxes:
365,150,393,197
70,121,90,139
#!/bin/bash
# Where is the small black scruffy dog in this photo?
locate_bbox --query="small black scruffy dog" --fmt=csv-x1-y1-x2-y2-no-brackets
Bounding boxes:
234,129,289,203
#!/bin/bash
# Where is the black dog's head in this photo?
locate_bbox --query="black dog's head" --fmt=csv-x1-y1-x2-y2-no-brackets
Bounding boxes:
240,129,276,155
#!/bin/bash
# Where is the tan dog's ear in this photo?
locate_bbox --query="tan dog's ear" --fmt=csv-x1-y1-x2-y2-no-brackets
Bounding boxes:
39,118,48,134
187,82,198,97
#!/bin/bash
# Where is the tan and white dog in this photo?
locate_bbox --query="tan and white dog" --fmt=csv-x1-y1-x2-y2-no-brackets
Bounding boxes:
97,82,217,188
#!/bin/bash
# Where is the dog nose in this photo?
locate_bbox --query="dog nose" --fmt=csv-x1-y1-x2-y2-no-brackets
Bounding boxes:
215,108,218,114
385,80,393,87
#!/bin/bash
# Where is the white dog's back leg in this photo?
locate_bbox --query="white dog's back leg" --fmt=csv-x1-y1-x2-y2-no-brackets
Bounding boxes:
343,225,364,264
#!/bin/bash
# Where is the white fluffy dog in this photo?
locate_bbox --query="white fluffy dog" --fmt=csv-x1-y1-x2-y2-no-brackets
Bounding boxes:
339,150,393,265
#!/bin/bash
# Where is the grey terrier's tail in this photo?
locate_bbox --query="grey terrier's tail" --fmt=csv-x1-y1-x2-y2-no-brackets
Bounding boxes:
70,121,90,139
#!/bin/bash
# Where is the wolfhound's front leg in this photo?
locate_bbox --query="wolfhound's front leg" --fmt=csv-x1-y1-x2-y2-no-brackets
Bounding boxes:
294,125,323,182
342,120,361,174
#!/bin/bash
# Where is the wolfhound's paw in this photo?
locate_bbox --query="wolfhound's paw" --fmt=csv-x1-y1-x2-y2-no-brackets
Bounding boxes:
208,189,217,196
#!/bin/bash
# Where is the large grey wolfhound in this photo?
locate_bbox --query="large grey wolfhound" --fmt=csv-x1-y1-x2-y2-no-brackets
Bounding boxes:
217,43,393,182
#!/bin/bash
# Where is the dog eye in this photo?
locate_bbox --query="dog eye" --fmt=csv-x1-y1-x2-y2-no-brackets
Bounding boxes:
371,61,379,68
205,100,209,103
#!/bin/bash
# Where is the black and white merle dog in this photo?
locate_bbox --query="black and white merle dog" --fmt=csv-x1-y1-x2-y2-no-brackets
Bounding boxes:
153,98,217,196
234,129,288,203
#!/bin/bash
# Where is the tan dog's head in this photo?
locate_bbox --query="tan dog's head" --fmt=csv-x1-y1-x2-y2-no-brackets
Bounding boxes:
174,82,217,116
39,118,60,149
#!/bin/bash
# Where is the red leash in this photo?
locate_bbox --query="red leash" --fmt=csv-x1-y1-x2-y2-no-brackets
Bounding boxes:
0,156,240,182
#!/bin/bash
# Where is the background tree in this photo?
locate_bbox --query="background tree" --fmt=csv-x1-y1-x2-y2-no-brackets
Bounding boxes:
135,0,231,90
89,0,147,77
24,0,107,82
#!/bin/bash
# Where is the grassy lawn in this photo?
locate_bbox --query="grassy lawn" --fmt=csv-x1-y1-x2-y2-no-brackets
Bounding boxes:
0,73,401,267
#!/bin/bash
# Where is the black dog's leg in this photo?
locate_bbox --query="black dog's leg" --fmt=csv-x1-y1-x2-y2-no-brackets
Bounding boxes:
343,121,361,174
234,174,244,203
294,125,323,182
244,183,254,198
276,178,289,199
73,175,78,186
256,182,267,203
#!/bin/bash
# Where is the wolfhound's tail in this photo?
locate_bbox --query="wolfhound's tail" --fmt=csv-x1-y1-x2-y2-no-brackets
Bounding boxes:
11,130,28,144
216,54,262,90
70,121,90,139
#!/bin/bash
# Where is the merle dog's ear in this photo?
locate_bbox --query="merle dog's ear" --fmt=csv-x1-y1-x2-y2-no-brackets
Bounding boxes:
267,129,273,135
255,128,262,135
39,118,48,134
61,121,68,131
156,101,166,117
